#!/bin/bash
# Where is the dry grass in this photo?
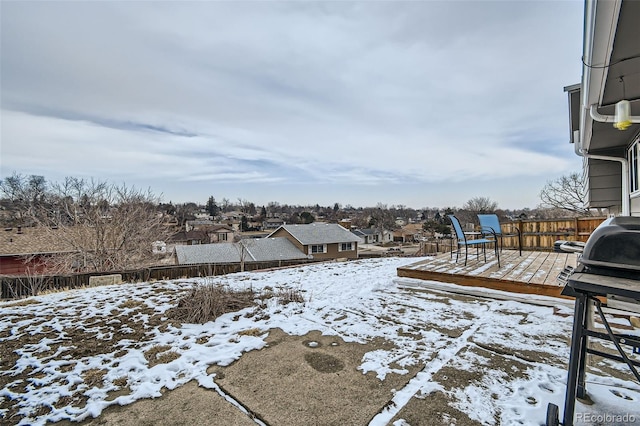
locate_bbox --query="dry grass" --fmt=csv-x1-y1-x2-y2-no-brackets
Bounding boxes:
238,328,263,337
143,344,180,367
119,300,144,309
83,368,107,388
166,284,304,325
1,299,41,307
156,351,180,365
167,285,258,324
113,377,128,387
275,288,305,305
144,345,172,362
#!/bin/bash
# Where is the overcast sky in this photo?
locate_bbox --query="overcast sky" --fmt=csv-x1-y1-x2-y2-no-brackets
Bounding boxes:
1,1,584,210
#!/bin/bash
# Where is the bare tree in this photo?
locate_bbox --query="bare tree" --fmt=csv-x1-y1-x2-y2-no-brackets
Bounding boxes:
234,239,255,272
463,197,498,213
457,197,499,226
0,172,48,226
30,178,172,274
539,172,589,215
367,203,397,244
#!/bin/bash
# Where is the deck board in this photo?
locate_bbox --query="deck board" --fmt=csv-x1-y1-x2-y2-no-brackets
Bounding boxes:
397,250,579,299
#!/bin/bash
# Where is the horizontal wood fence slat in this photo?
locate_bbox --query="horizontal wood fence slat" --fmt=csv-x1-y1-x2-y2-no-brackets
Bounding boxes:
1,259,319,300
418,217,608,255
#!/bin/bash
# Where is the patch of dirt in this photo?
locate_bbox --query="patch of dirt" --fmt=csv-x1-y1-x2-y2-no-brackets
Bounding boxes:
393,345,533,426
433,345,530,391
392,390,483,426
304,352,345,373
0,296,172,424
470,338,568,366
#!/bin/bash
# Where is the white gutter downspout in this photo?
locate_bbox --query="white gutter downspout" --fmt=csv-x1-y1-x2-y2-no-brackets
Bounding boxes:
574,139,630,216
591,104,640,126
577,0,630,216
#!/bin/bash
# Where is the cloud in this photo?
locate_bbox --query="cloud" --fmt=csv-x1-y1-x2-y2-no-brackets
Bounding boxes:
0,1,584,208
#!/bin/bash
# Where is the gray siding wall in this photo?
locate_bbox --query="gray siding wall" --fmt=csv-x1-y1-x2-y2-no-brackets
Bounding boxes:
586,159,622,208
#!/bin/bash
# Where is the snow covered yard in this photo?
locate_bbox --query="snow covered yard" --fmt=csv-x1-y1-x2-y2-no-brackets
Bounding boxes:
1,257,639,425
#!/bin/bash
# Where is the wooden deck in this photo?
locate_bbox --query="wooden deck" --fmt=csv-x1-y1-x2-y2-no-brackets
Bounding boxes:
397,249,579,299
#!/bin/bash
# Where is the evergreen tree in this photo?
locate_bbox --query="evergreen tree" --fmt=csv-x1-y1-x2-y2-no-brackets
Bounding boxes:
206,196,218,218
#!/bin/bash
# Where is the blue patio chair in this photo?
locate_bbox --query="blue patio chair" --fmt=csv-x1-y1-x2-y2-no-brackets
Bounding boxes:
477,214,521,256
448,214,500,267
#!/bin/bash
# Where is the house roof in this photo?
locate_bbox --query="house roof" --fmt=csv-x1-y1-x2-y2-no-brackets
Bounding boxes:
168,230,208,243
577,0,640,154
175,243,241,264
565,0,640,212
268,223,362,245
242,238,309,262
356,228,376,236
0,226,80,256
174,238,307,265
186,219,215,226
210,225,234,233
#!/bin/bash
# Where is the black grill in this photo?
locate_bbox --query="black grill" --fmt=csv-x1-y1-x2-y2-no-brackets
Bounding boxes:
578,216,640,280
548,216,640,426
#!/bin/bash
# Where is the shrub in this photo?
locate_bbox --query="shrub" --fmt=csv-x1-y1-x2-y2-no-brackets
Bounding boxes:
167,284,304,324
167,285,258,324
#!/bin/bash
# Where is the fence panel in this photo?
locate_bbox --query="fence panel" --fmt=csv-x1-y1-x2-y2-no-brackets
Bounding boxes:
1,259,319,300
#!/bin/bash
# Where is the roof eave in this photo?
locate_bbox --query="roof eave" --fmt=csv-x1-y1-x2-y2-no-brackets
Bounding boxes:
580,0,622,152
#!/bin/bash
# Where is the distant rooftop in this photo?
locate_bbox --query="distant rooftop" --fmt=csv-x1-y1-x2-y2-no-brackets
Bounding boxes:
175,238,307,265
269,223,362,245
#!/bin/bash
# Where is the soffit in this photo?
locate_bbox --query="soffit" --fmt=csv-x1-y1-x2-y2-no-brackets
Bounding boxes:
588,0,640,152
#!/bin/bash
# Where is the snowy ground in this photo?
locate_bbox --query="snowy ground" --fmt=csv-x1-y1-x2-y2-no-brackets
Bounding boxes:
1,257,639,425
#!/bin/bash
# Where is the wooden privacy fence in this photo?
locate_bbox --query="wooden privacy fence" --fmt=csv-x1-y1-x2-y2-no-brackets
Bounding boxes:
417,216,608,255
502,216,606,251
1,259,319,300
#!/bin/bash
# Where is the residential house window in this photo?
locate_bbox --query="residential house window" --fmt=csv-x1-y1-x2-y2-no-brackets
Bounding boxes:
310,244,326,254
630,139,640,195
219,233,228,241
339,242,353,252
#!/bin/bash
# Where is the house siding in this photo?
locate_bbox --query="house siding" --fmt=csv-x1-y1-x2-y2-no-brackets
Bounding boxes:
269,228,358,260
585,159,622,208
631,196,640,216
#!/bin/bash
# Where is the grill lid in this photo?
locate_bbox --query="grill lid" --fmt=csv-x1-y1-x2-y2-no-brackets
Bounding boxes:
580,216,640,272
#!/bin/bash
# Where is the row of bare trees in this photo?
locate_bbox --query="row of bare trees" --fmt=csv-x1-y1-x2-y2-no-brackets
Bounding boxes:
1,173,172,275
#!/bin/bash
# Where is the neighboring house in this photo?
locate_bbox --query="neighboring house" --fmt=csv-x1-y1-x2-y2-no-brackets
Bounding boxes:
393,224,424,243
395,218,407,227
185,219,215,232
351,229,369,244
351,228,393,245
267,223,362,260
166,230,209,255
208,225,235,243
263,218,285,230
565,0,640,216
0,226,75,275
174,238,308,265
338,219,352,230
194,212,213,220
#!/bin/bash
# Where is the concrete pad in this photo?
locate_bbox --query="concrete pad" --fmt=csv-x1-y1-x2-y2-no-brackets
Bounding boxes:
210,328,421,426
56,381,256,426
